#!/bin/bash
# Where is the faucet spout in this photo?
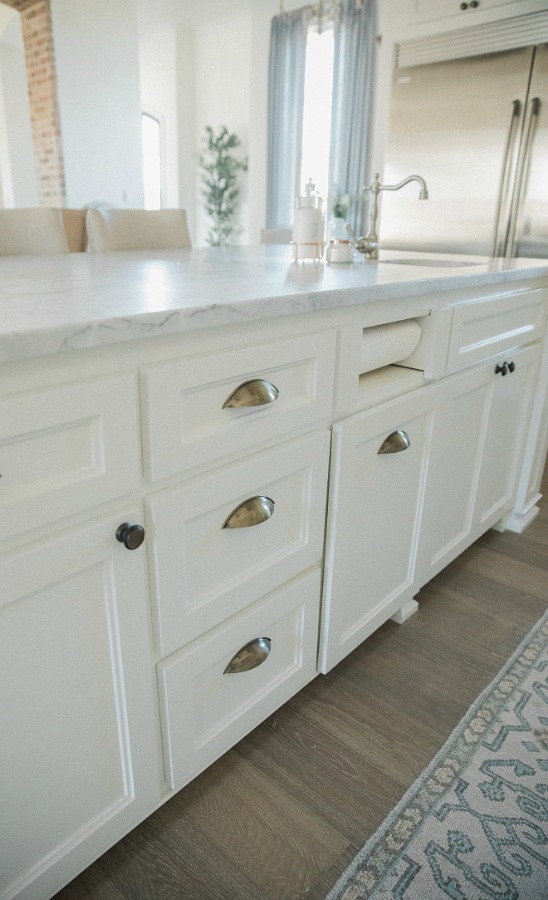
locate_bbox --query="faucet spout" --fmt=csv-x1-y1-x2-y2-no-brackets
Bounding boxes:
352,172,429,259
378,174,429,200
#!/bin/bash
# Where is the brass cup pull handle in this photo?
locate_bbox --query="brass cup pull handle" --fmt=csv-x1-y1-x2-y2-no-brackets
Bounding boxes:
222,495,275,529
223,637,272,674
222,378,279,408
116,522,145,549
378,429,411,455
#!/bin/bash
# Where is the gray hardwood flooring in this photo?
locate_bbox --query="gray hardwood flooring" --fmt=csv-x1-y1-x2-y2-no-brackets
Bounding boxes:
57,464,548,900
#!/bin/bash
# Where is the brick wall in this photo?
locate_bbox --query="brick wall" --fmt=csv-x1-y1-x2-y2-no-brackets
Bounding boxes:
1,0,66,206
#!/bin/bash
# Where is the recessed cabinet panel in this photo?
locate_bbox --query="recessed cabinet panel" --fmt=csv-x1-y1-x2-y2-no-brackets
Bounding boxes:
319,389,436,673
446,289,545,374
158,568,321,791
475,344,540,528
140,331,336,482
146,431,330,657
0,375,140,542
416,367,492,583
0,509,158,900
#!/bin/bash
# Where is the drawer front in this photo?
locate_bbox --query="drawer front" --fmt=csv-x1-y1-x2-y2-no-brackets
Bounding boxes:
0,375,140,542
140,331,336,482
158,568,321,791
446,289,545,374
146,431,330,657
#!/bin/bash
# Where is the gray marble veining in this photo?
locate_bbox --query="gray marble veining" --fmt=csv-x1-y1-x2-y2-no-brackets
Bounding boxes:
0,245,546,363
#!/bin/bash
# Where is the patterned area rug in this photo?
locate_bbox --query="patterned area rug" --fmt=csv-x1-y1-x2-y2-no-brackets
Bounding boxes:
326,609,548,900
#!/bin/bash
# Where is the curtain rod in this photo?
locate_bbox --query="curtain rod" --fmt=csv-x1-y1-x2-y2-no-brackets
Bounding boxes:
278,0,363,13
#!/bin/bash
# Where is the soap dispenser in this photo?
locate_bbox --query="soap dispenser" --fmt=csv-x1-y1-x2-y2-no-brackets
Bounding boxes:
291,178,325,261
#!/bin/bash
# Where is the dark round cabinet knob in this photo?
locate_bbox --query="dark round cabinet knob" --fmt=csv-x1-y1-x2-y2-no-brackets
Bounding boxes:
508,361,516,373
116,522,145,550
470,0,479,7
460,2,468,9
495,362,509,376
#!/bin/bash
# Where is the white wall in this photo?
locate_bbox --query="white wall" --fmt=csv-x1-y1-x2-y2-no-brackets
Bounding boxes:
193,14,252,245
175,25,196,242
0,0,403,238
52,0,144,208
0,10,38,208
138,21,179,208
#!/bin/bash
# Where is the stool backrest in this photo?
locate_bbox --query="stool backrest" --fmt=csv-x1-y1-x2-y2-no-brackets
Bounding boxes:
86,208,191,251
0,208,70,256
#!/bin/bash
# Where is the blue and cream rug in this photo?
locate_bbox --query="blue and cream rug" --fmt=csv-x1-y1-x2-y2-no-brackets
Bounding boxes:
327,610,548,899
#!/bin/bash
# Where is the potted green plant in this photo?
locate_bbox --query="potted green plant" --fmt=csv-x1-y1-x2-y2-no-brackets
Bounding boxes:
199,126,248,246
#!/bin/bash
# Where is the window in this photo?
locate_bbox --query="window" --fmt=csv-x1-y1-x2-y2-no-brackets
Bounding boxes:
300,26,335,202
267,1,374,232
141,113,163,209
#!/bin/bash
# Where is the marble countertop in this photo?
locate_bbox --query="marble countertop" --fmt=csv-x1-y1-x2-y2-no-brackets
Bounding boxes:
1,245,547,363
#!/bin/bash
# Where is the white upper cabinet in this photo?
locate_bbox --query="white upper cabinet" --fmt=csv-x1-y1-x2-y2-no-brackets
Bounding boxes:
406,0,543,27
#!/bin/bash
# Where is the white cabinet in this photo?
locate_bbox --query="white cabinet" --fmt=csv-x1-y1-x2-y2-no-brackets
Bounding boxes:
417,344,540,582
407,0,539,26
319,388,437,673
1,277,546,899
159,568,321,791
474,344,540,530
0,509,158,900
140,331,336,481
146,432,330,657
445,289,545,375
0,374,141,544
416,365,492,582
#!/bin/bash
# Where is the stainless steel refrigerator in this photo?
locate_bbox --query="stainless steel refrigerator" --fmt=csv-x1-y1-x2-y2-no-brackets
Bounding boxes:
380,43,548,259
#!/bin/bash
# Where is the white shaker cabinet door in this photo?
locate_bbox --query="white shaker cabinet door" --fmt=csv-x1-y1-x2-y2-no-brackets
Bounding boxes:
416,365,493,585
474,343,541,531
0,509,159,900
319,388,437,673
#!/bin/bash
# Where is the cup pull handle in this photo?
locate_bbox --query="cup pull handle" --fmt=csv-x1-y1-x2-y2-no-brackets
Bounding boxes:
222,378,279,408
223,637,272,674
222,495,275,529
378,429,411,454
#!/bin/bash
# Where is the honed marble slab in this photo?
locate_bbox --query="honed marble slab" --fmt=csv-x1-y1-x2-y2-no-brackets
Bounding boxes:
0,246,546,363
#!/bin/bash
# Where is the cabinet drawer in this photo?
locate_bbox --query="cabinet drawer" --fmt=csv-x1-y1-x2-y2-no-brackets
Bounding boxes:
158,568,320,791
146,431,330,657
0,375,140,543
446,289,545,374
140,331,336,482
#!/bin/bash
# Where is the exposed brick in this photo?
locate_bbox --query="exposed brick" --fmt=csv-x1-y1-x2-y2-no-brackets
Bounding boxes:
1,0,66,204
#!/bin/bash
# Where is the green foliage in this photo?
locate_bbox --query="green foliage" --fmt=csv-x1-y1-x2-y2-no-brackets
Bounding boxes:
199,126,248,246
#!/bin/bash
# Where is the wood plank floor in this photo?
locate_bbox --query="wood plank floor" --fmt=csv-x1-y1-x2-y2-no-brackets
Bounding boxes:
57,466,548,900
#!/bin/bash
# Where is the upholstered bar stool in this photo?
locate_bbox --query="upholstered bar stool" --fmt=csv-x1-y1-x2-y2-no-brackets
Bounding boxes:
0,208,70,255
60,209,87,253
86,208,191,251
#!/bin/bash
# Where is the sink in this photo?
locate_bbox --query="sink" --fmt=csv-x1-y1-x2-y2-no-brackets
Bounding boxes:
380,258,483,268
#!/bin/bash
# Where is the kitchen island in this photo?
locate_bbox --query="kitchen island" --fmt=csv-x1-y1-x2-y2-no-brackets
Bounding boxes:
1,247,547,899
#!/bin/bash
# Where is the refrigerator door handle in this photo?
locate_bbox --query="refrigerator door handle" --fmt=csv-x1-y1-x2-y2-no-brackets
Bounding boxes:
506,96,541,258
491,100,522,257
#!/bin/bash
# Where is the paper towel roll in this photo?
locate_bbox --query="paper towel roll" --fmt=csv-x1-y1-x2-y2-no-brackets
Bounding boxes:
360,320,421,374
